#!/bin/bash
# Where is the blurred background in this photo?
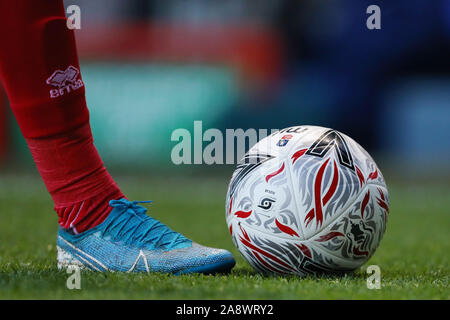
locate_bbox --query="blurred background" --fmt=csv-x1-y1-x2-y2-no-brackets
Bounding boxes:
1,1,449,300
0,0,449,178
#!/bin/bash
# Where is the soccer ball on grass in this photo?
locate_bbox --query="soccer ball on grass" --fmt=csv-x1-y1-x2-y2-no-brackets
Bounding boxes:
225,126,389,276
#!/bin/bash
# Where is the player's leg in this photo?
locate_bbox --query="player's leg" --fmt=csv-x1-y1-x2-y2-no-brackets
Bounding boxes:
0,0,235,274
0,0,122,234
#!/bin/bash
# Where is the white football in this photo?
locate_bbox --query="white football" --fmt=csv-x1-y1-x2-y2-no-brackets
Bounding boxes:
225,125,389,276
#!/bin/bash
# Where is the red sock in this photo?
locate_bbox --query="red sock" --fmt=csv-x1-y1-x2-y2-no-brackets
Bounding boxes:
26,123,125,233
0,1,124,233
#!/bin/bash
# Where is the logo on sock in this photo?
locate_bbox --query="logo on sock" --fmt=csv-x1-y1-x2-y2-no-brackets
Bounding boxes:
46,66,84,98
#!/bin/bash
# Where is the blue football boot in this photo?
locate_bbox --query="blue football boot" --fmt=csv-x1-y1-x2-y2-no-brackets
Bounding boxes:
56,199,235,274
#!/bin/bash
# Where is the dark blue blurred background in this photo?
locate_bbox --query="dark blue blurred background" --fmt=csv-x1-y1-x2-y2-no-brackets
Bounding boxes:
1,0,449,176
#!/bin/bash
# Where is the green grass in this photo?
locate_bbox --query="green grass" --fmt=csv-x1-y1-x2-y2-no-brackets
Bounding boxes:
0,173,448,299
